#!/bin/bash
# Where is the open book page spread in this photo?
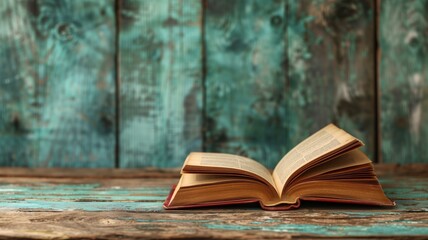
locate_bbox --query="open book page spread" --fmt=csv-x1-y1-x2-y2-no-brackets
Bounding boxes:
165,124,394,210
185,152,276,188
273,124,358,192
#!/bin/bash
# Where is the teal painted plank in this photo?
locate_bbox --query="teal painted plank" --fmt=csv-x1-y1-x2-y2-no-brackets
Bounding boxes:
204,223,428,236
204,0,289,168
119,0,203,168
0,201,163,212
205,0,376,168
0,183,167,211
0,0,116,167
380,0,428,163
285,0,376,161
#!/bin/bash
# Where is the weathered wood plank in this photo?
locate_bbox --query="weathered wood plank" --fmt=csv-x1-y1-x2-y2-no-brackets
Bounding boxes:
285,0,377,161
119,0,203,168
0,0,116,167
379,0,428,163
0,167,180,178
0,210,427,239
204,0,289,168
0,169,426,239
0,163,426,178
205,0,376,168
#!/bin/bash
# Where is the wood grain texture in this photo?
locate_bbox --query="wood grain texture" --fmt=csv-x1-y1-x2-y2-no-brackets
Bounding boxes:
204,0,289,168
0,167,180,178
0,0,424,168
380,0,428,163
286,0,376,161
0,163,424,178
119,0,203,168
0,167,426,239
0,0,116,167
205,0,376,167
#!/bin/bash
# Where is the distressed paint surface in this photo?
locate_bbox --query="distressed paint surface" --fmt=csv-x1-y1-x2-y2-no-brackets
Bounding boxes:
0,168,426,238
0,0,426,168
0,184,166,211
286,0,376,160
380,0,428,163
204,0,289,168
205,0,376,168
0,0,116,167
0,177,174,212
119,0,203,168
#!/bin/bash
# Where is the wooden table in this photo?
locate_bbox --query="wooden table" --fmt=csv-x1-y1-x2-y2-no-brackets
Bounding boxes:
0,165,427,239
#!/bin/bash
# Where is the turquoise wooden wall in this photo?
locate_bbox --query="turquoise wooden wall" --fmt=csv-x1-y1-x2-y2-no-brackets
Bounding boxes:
380,0,428,164
0,0,116,168
0,0,426,168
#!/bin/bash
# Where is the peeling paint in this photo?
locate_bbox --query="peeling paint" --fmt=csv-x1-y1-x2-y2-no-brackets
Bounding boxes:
204,223,428,236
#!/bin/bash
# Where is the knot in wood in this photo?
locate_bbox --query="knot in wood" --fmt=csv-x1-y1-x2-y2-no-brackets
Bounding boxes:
270,15,282,27
56,23,75,41
321,0,365,34
11,115,21,131
99,114,113,134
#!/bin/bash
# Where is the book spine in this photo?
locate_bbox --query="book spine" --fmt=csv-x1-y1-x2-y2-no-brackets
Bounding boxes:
259,199,301,211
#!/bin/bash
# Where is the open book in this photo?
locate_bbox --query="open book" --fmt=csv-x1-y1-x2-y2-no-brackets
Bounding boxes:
164,124,395,210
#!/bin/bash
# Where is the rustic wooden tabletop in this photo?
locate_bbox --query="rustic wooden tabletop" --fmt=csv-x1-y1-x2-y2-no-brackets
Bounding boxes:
0,165,426,239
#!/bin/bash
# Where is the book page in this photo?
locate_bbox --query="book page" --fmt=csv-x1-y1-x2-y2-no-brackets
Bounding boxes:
179,174,253,187
296,149,372,181
273,124,359,192
184,152,276,188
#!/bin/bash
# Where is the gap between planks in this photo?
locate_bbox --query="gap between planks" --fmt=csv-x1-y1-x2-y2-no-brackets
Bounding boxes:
0,164,426,179
0,168,180,179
